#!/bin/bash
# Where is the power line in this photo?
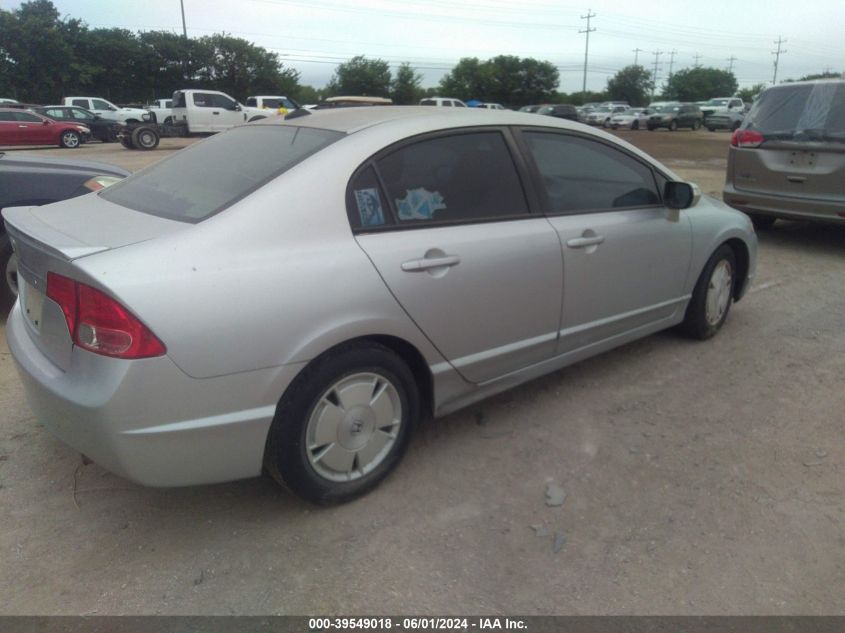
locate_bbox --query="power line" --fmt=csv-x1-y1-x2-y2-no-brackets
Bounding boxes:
726,55,737,73
651,49,662,98
579,9,596,95
693,52,702,68
667,49,677,78
632,47,644,66
772,36,787,84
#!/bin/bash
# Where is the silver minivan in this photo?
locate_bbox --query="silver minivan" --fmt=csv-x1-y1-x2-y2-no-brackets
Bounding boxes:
723,79,845,227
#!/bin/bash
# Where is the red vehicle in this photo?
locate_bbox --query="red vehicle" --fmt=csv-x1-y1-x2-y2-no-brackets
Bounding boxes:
0,108,89,148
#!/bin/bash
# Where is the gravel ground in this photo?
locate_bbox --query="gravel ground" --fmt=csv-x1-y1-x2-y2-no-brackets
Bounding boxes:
0,128,843,615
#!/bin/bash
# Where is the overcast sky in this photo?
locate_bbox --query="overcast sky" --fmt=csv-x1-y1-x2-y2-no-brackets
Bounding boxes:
22,0,845,92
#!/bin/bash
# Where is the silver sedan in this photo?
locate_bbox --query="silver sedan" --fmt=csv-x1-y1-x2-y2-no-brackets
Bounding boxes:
4,107,757,504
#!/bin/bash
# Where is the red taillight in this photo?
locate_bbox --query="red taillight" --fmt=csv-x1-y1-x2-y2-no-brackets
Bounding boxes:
45,273,165,359
731,129,765,148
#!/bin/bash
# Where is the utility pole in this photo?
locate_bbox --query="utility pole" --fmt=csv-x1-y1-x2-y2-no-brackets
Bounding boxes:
580,9,596,95
632,47,645,66
651,50,662,98
772,36,787,85
693,52,702,68
667,50,677,79
726,56,738,74
180,0,189,80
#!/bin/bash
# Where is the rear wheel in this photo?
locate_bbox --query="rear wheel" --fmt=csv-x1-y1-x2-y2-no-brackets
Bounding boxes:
680,244,736,340
669,120,678,131
59,130,80,148
632,120,639,130
131,126,160,150
692,120,701,130
708,127,716,132
120,134,135,149
265,341,419,504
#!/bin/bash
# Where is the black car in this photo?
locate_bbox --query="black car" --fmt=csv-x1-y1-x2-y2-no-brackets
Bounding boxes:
33,106,124,142
0,153,129,305
536,104,579,121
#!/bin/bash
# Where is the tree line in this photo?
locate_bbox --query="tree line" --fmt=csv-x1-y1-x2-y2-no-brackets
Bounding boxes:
2,1,838,108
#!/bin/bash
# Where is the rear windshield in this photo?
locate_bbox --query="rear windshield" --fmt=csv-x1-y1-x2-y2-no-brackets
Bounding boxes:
745,82,845,140
101,125,343,222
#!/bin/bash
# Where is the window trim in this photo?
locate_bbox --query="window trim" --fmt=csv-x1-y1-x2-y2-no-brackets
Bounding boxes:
346,126,540,234
512,126,668,217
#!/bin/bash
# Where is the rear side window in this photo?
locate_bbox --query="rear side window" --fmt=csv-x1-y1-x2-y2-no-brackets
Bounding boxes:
101,125,343,222
0,112,14,121
71,99,88,108
746,82,845,137
246,98,258,107
523,132,660,213
14,112,41,122
375,132,529,224
420,99,435,106
173,92,186,108
192,93,215,108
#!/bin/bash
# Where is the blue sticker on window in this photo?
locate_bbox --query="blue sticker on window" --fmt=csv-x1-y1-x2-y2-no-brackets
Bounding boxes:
354,188,385,226
395,188,447,221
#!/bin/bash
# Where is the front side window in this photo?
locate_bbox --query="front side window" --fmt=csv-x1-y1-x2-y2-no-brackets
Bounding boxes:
101,125,343,222
92,99,113,110
375,131,529,224
14,112,41,122
44,108,65,119
211,94,237,109
192,93,215,108
523,132,660,213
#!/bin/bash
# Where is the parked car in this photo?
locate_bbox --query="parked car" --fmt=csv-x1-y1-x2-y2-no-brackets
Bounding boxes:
419,97,467,107
63,97,152,124
0,108,90,148
519,105,542,113
0,153,128,305
245,95,300,115
478,103,506,110
723,78,845,228
537,104,578,121
33,106,124,143
700,97,745,121
647,103,702,130
609,108,652,130
170,89,267,134
585,105,629,127
145,98,173,125
316,96,392,109
0,98,19,105
3,107,756,504
706,109,745,132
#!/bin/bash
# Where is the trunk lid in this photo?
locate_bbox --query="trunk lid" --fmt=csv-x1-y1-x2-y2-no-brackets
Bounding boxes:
3,194,188,370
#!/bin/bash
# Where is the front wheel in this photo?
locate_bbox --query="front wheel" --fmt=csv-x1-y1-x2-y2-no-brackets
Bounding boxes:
265,341,419,504
631,120,639,130
669,119,678,131
59,130,80,148
131,126,160,150
680,245,737,340
692,120,701,130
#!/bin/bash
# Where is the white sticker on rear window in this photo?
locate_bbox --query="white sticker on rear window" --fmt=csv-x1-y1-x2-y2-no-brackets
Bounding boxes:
395,188,446,221
354,188,385,226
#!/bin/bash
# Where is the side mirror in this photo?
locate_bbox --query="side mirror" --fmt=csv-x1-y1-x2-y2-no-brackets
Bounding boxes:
664,181,700,210
42,119,50,126
234,103,242,111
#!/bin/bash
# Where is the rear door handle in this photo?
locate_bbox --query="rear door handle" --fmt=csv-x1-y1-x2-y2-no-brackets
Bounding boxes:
566,235,605,248
787,175,806,183
401,255,461,272
212,111,220,115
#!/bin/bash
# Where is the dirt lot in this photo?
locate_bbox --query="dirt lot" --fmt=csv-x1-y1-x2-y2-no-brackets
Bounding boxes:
1,129,843,615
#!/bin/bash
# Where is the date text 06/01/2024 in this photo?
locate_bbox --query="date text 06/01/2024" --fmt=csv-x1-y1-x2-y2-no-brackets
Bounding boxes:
308,617,528,630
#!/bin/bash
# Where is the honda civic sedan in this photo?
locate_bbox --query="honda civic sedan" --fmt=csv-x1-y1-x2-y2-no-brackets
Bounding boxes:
4,107,757,504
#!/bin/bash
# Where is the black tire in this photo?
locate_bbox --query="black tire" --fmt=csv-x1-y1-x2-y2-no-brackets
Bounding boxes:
131,126,160,150
680,244,737,340
59,130,81,148
669,119,678,131
1,233,17,308
692,120,701,130
120,134,135,149
632,120,639,130
647,124,656,131
265,341,419,504
748,213,776,229
707,127,716,132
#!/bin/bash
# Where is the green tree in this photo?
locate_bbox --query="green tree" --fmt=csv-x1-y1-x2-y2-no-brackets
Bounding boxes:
293,85,324,105
438,57,490,100
663,67,738,102
390,62,423,105
606,65,652,107
327,55,391,97
438,56,558,106
736,82,767,104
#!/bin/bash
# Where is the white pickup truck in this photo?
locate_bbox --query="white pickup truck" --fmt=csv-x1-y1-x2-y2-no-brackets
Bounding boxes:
171,89,272,133
145,98,173,124
63,97,152,123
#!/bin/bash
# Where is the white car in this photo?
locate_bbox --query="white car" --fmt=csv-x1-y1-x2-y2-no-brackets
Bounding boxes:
479,103,506,110
609,108,652,130
63,97,152,124
145,98,173,125
585,105,628,127
419,97,467,107
0,98,19,105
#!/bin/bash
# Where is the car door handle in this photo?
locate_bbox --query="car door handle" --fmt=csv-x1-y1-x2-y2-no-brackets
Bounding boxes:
401,255,461,272
212,111,220,115
787,176,806,183
566,235,605,248
18,125,27,128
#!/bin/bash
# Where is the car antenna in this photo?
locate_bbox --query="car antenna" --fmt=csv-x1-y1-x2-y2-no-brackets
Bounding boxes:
284,108,311,120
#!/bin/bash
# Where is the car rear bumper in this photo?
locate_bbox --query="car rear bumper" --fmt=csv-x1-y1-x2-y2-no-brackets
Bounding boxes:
6,304,307,487
723,183,845,224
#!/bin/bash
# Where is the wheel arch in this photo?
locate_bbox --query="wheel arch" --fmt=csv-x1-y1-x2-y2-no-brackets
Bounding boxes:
725,237,750,302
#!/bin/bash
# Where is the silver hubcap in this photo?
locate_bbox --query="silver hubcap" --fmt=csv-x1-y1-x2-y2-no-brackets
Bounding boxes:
140,131,154,146
63,132,78,147
705,260,733,326
5,253,18,296
306,372,402,482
